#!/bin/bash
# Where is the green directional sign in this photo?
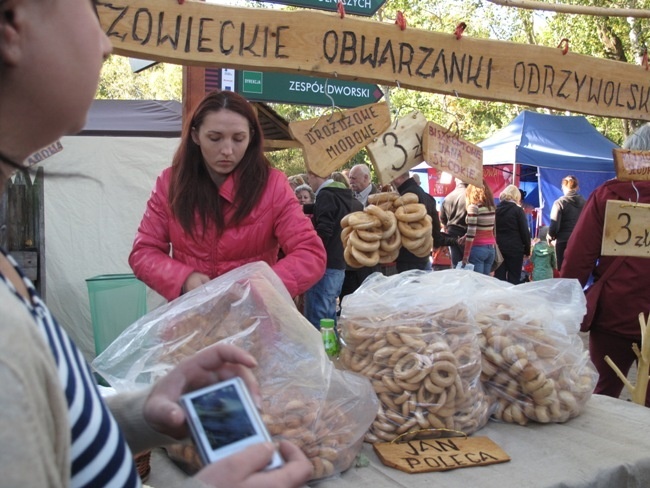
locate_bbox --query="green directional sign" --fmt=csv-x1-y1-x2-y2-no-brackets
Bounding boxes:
264,0,386,17
237,71,383,108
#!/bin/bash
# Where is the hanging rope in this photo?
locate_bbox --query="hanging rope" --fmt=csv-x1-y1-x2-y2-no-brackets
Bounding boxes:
337,0,345,18
557,38,570,55
454,22,467,40
395,11,407,31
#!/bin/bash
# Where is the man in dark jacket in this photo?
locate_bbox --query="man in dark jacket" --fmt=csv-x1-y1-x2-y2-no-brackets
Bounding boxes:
304,171,363,328
392,173,458,272
440,178,468,267
548,175,586,269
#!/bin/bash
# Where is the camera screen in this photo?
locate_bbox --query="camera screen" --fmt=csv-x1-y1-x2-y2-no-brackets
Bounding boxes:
191,384,257,451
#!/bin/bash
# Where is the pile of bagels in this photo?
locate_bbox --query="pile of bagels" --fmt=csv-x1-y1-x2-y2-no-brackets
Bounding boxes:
476,305,596,425
339,304,491,442
153,291,373,481
341,192,433,267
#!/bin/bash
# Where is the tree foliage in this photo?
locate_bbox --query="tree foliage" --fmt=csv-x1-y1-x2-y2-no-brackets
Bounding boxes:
96,56,182,100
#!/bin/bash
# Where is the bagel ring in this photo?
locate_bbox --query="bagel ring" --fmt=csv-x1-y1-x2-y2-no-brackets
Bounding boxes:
394,192,419,207
365,204,392,228
379,248,399,264
394,352,432,383
348,211,381,230
350,245,379,267
398,220,430,240
356,228,383,242
417,384,438,405
380,211,398,239
430,360,458,388
340,226,353,246
395,203,427,222
349,230,381,252
380,228,401,252
344,245,364,268
401,234,427,251
368,192,399,205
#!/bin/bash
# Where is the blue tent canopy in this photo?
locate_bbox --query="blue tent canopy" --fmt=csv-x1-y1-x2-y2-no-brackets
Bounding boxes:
478,111,618,225
479,110,618,172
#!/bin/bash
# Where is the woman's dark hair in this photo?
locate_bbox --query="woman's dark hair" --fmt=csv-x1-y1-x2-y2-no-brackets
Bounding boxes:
168,90,270,236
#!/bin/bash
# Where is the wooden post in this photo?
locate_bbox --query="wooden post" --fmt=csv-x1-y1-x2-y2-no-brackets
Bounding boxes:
605,311,650,405
182,66,207,125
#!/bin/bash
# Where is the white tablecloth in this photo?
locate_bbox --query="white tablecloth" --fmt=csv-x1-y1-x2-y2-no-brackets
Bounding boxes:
148,394,650,488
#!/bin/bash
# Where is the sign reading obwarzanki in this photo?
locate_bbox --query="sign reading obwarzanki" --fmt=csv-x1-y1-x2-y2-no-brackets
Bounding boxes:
99,0,650,121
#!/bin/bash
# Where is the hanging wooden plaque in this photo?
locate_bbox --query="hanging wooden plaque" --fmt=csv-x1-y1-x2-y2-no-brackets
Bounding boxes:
613,149,650,182
289,102,391,177
422,122,483,188
367,111,427,185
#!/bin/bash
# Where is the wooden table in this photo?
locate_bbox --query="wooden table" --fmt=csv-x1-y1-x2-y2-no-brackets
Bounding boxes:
147,394,650,488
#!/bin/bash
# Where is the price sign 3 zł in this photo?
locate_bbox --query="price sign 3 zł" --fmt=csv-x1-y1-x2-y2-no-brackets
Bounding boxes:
602,200,650,257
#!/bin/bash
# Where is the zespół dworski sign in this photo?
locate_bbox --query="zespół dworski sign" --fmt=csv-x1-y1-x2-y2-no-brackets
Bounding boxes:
237,70,383,108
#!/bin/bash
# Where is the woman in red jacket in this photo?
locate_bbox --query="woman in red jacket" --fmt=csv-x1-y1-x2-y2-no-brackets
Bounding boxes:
129,91,326,301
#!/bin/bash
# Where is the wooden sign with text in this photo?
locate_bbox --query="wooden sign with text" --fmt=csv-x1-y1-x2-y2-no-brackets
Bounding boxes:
602,200,650,258
97,0,650,121
367,111,427,185
613,149,650,181
373,436,510,474
422,122,483,187
289,102,390,177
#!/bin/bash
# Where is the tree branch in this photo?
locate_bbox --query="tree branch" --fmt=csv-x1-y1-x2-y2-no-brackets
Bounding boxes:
486,0,650,19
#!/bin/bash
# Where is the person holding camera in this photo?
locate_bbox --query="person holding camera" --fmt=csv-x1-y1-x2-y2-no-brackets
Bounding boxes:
0,1,312,486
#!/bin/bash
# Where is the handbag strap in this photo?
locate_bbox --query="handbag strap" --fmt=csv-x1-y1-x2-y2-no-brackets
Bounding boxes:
588,256,626,290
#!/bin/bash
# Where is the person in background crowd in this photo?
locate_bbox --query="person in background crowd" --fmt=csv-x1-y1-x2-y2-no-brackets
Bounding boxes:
548,175,586,270
530,226,556,281
561,124,650,407
0,2,312,486
440,178,468,268
288,174,306,190
294,183,315,205
129,91,326,302
494,184,531,284
348,163,377,206
392,172,458,272
460,181,497,275
432,245,453,271
412,173,422,186
304,171,362,328
330,171,350,188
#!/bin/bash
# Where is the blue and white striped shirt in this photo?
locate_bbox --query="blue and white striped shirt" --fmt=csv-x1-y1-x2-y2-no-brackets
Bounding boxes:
3,250,139,487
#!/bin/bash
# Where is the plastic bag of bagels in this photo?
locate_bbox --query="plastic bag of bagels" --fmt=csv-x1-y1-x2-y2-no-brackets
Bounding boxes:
338,269,492,442
473,277,597,425
93,261,379,481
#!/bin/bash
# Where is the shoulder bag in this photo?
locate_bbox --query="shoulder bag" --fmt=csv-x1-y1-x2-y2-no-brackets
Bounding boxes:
580,257,625,332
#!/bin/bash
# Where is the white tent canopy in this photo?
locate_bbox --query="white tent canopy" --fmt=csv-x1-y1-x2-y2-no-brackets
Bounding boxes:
44,100,181,360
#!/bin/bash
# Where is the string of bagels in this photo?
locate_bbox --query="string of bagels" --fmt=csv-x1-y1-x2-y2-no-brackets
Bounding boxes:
341,192,434,267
